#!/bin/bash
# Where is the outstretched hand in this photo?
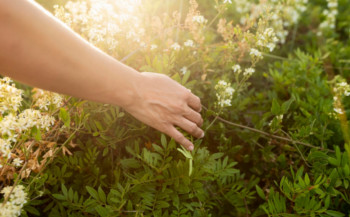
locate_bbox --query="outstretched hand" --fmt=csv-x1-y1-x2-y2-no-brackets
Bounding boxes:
124,72,204,151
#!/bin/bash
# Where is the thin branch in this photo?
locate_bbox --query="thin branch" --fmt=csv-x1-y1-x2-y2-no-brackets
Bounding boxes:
202,106,334,152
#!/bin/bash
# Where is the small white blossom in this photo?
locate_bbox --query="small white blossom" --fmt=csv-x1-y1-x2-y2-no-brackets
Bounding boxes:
223,0,232,3
32,89,63,111
150,44,158,50
0,138,12,159
170,43,181,51
334,107,343,114
250,48,263,59
184,40,194,47
266,43,276,52
243,68,255,77
192,15,207,24
319,0,338,32
215,80,235,108
12,158,23,167
180,67,188,75
0,77,23,114
232,64,241,73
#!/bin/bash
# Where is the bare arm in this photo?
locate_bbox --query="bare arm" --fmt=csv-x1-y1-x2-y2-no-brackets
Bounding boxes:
0,0,204,150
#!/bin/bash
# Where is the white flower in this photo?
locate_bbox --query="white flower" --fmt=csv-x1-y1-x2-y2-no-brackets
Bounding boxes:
250,48,263,58
243,68,255,76
277,115,283,121
12,158,23,167
192,15,207,24
33,89,63,111
150,44,158,50
232,64,241,73
334,107,343,114
266,43,276,52
0,185,27,217
0,113,18,138
180,67,188,75
215,80,235,108
328,2,338,8
223,0,232,3
170,43,181,51
0,138,12,159
184,40,194,47
0,77,23,114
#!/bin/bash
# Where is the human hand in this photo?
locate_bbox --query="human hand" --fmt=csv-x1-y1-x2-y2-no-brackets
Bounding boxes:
124,72,204,151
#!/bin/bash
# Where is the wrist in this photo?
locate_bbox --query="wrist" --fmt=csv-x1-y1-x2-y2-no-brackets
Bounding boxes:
107,62,141,108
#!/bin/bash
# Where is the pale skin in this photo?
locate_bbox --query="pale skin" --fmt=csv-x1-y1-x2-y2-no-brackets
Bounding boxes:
0,0,204,151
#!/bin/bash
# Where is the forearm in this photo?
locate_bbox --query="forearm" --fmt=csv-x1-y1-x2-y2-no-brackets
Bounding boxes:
0,0,139,107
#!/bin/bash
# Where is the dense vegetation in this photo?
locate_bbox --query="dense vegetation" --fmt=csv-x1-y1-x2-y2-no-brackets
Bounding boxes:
1,0,350,216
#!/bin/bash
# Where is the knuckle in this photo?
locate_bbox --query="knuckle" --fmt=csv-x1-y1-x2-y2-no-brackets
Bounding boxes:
175,104,186,113
173,133,184,143
182,90,191,99
199,118,204,126
189,123,197,133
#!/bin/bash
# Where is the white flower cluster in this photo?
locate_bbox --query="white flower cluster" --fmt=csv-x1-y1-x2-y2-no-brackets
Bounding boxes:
319,0,338,32
54,0,145,50
170,39,196,51
33,89,63,111
215,80,235,108
0,78,23,114
232,64,256,77
192,15,207,24
332,77,350,115
0,109,55,162
170,43,181,51
0,78,56,166
184,39,195,47
0,185,27,217
231,0,308,44
180,67,188,75
250,48,263,60
256,28,279,52
0,138,11,160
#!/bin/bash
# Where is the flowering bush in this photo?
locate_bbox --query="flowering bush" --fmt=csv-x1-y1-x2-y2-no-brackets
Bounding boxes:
2,0,350,216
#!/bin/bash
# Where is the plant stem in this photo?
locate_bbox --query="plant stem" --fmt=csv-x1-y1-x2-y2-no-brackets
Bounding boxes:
202,106,334,152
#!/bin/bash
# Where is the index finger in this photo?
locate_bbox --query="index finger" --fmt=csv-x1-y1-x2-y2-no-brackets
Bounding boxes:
186,91,201,112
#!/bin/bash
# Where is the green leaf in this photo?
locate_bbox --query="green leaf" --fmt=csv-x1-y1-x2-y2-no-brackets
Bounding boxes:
325,210,345,217
98,186,106,203
24,205,41,216
271,98,281,115
86,186,99,200
156,201,170,209
305,173,310,186
161,134,167,148
182,70,191,85
59,108,71,128
52,194,66,200
61,184,68,197
177,147,192,159
281,97,295,114
328,157,339,166
95,205,110,217
255,185,266,200
31,126,42,141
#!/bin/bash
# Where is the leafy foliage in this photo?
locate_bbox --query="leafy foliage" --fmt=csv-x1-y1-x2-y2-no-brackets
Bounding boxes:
4,0,350,216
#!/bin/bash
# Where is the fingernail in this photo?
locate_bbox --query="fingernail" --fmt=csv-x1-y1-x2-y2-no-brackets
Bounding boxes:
189,145,194,151
201,132,205,138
